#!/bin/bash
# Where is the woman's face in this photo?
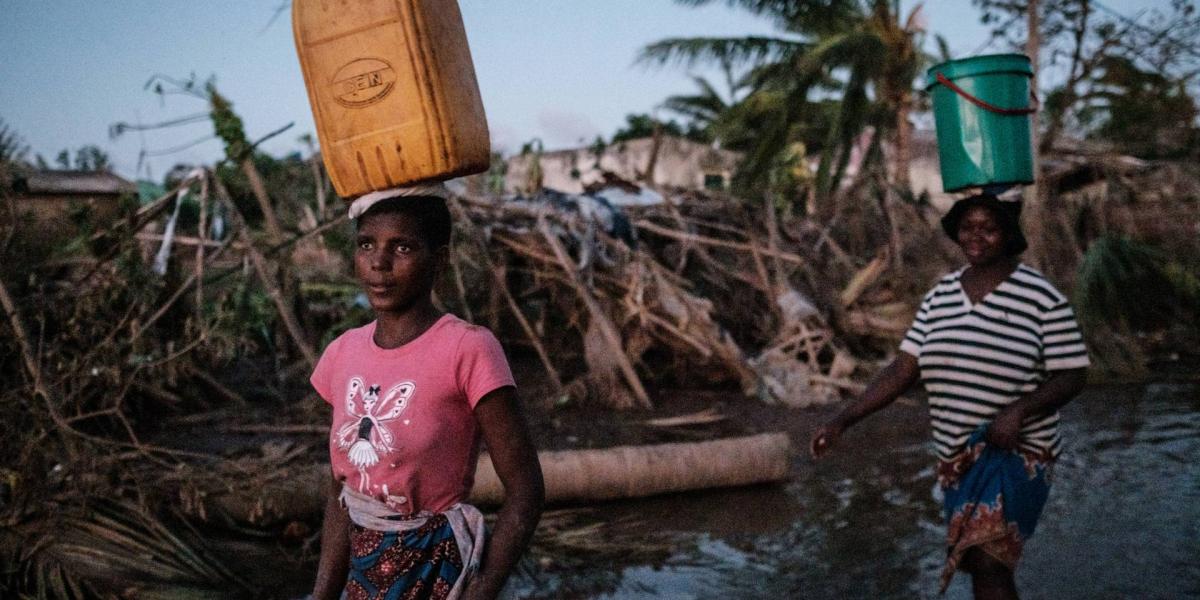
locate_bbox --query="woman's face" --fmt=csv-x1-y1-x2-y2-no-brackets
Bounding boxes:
956,205,1008,266
354,211,442,315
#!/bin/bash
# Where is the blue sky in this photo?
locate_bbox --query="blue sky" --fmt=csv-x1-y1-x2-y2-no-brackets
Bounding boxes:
0,1,1162,180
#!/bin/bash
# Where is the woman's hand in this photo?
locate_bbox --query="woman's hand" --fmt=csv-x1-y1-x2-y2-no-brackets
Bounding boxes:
987,368,1087,452
809,352,919,460
986,405,1025,450
810,418,847,459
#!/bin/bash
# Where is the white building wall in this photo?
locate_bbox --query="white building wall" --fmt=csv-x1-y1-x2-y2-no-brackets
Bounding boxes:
505,136,740,194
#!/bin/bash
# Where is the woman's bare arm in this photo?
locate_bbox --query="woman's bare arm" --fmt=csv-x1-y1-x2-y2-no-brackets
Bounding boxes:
810,352,920,458
311,474,351,600
987,367,1087,449
467,386,545,600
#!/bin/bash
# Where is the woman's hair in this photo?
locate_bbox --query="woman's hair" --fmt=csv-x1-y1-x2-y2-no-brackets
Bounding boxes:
355,196,452,250
940,193,1028,256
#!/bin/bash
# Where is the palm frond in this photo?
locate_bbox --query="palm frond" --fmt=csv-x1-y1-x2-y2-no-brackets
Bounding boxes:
934,33,953,63
1,532,92,600
662,75,732,125
688,74,726,104
795,30,887,73
674,0,866,34
3,501,249,598
735,80,820,188
638,36,805,69
647,0,926,215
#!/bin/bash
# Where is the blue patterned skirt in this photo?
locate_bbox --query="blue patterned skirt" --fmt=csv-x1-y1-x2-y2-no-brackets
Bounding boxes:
937,426,1053,592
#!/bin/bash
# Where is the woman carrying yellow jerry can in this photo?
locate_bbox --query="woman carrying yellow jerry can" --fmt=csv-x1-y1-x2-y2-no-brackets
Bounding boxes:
294,2,543,598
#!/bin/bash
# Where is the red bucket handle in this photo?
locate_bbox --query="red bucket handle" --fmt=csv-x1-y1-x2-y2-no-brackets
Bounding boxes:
935,72,1039,116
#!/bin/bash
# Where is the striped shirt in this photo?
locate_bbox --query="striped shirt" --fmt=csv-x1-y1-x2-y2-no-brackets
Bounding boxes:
900,264,1090,463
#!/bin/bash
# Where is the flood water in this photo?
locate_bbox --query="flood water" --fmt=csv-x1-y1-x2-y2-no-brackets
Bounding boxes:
509,380,1200,599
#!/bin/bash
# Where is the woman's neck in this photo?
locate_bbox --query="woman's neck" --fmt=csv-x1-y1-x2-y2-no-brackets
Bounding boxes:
965,256,1020,279
960,256,1020,304
373,301,443,349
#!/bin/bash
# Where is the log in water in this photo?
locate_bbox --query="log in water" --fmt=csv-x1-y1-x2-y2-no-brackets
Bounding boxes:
471,433,792,504
210,433,791,525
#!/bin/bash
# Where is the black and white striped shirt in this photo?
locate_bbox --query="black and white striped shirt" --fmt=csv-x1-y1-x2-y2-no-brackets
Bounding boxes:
900,264,1090,463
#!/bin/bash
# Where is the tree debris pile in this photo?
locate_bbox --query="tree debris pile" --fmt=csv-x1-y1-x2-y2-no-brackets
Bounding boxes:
3,151,1197,596
434,184,928,411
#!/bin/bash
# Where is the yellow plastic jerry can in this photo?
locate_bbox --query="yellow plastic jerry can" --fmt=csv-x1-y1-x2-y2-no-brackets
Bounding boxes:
293,0,491,198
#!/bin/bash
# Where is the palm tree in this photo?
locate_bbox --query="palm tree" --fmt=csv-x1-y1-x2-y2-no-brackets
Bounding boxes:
641,0,926,221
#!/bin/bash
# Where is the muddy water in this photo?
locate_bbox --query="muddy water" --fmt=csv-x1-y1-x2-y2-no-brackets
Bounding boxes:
511,381,1200,599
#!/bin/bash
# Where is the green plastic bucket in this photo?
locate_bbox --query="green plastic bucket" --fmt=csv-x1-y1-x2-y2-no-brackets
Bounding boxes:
925,53,1036,192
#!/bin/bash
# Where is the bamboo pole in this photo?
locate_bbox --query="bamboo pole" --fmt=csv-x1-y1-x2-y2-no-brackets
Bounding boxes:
0,275,42,393
764,188,784,294
302,137,328,219
187,366,247,405
134,233,236,249
445,197,564,393
131,237,232,342
539,219,651,408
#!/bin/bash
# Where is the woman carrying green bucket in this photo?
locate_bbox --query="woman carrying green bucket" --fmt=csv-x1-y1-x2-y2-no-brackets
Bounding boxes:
810,55,1091,600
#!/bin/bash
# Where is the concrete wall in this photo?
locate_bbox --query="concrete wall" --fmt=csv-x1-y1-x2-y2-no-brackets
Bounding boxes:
505,136,741,194
503,130,958,213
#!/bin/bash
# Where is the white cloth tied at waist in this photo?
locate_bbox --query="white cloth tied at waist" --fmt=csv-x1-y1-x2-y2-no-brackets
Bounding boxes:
347,183,451,219
339,486,485,600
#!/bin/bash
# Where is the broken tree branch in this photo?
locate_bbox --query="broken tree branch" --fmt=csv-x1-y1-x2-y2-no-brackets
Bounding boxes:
540,219,651,408
635,219,807,266
212,172,318,367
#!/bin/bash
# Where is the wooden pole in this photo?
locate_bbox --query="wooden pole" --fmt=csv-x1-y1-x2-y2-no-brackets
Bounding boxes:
634,219,808,266
1023,0,1045,269
641,117,663,184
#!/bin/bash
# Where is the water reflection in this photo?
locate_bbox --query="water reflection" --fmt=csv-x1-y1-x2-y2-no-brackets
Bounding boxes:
513,381,1200,599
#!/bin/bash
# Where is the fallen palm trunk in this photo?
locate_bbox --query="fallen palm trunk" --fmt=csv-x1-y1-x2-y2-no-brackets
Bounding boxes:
203,433,791,525
470,432,791,505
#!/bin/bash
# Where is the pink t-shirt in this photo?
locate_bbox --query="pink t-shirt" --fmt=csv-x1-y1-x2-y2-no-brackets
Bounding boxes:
310,314,514,515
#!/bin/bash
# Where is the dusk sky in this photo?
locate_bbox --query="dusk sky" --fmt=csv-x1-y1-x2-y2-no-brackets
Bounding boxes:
0,0,1167,180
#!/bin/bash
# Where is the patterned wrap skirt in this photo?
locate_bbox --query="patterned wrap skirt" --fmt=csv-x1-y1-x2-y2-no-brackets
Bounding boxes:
346,516,462,600
937,425,1053,593
339,486,487,600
